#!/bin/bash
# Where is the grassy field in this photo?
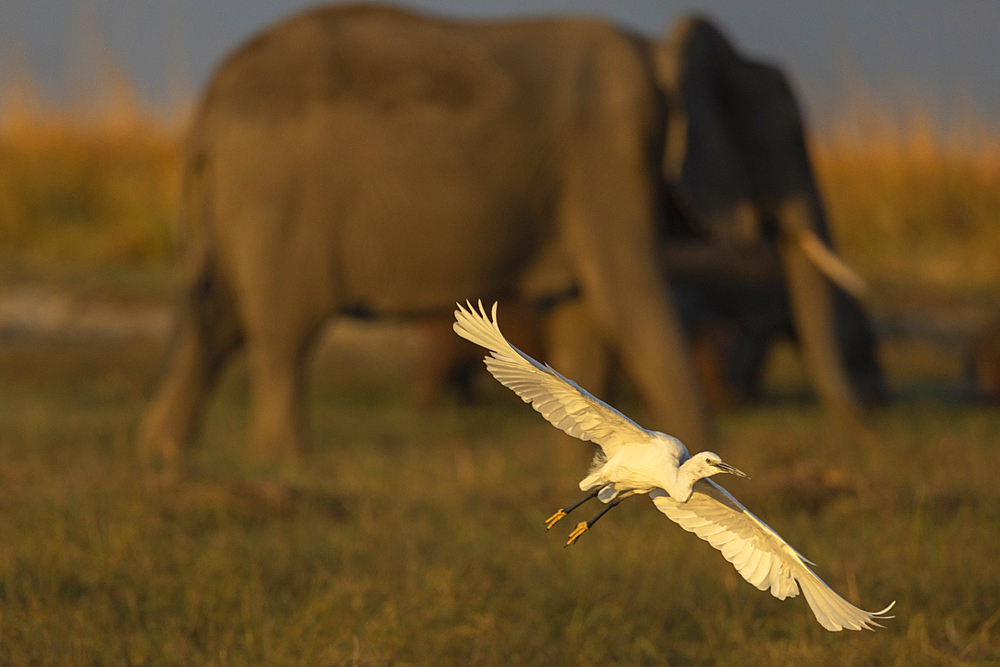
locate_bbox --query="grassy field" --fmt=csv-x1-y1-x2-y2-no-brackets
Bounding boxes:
814,111,1000,299
2,99,1000,663
1,334,999,664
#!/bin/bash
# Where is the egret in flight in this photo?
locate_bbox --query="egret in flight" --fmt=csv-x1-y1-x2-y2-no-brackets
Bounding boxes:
453,300,894,632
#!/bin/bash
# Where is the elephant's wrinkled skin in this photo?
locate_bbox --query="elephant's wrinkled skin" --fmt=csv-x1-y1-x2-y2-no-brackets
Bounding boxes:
140,7,868,466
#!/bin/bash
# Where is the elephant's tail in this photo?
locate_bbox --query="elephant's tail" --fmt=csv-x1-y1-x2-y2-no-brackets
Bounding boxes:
168,131,243,353
174,131,215,287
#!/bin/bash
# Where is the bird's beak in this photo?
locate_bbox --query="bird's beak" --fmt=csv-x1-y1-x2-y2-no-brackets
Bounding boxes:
716,462,749,479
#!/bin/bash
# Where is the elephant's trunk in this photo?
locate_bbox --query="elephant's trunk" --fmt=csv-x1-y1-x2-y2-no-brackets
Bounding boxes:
776,194,867,426
660,241,782,284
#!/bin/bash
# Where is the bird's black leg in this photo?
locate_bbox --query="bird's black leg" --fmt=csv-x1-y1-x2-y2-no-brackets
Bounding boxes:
566,498,622,546
544,488,600,530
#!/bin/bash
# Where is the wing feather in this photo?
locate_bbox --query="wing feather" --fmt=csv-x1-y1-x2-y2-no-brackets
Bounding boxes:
748,552,772,589
454,301,653,457
741,548,763,579
650,480,895,632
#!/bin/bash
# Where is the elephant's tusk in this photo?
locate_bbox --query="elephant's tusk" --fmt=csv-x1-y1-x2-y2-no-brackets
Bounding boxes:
797,230,868,299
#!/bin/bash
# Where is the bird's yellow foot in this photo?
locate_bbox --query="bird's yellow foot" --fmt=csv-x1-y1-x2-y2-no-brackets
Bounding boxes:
566,522,589,545
545,509,567,530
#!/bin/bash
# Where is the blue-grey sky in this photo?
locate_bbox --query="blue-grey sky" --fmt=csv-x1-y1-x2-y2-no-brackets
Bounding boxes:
3,0,998,130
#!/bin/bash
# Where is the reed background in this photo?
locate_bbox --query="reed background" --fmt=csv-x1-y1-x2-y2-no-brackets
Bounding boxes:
1,62,1000,665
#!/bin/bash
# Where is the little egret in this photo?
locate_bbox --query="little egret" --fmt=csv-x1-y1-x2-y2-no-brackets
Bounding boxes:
453,300,894,632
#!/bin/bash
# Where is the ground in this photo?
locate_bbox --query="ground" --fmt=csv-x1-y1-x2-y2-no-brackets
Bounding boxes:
2,111,999,665
0,299,998,665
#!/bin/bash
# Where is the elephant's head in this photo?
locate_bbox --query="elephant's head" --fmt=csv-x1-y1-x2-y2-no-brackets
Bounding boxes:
652,15,883,420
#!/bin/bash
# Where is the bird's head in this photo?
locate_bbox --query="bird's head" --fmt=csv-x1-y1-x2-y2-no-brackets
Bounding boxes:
687,451,750,481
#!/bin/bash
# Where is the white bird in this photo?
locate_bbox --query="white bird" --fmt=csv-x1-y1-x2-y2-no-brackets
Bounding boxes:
453,300,894,632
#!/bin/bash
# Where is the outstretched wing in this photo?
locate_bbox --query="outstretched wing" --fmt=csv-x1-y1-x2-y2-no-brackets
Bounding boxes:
650,480,895,632
453,300,653,457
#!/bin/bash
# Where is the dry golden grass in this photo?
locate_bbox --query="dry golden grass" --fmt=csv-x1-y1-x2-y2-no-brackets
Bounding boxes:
0,86,182,280
813,104,1000,295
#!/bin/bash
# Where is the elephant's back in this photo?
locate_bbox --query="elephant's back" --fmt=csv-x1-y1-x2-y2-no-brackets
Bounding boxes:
184,6,668,314
200,6,487,122
194,5,651,125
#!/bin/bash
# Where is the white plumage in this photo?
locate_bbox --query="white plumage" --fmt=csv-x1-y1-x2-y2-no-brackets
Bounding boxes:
454,300,894,632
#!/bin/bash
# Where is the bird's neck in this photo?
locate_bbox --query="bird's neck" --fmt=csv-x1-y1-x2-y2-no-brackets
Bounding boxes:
667,458,705,503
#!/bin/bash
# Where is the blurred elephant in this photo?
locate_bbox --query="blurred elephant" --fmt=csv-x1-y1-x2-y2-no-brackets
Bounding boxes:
420,244,883,411
967,310,1000,401
417,15,884,412
657,16,882,414
140,6,868,466
663,246,882,407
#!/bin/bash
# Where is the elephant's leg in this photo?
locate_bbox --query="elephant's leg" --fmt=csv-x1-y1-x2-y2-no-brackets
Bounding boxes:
834,288,886,405
246,344,304,463
216,172,338,464
415,317,481,408
522,301,601,468
417,305,547,408
967,310,1000,401
244,318,325,465
671,279,752,408
608,290,713,449
689,322,747,408
724,326,773,404
561,196,713,447
139,267,243,469
237,263,329,463
563,263,713,439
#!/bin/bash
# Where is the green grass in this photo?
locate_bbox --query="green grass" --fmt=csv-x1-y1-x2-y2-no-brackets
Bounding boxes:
1,336,998,665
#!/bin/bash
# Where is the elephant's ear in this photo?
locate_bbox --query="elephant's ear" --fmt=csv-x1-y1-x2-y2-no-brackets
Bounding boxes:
657,16,813,244
658,16,753,243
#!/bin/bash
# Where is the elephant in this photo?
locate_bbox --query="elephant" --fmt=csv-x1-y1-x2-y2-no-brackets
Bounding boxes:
663,248,882,408
656,16,882,417
418,242,883,411
140,6,870,467
967,309,1000,401
414,16,885,412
